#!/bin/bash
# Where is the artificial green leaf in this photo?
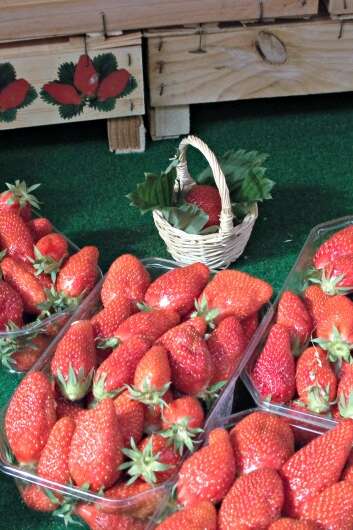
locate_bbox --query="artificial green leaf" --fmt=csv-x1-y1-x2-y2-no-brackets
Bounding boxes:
17,86,37,110
162,203,209,234
127,170,175,213
93,53,117,80
237,166,275,203
117,75,138,99
59,103,85,120
0,109,17,123
40,87,60,107
232,202,252,220
0,63,16,91
57,61,75,85
89,97,116,112
200,225,219,235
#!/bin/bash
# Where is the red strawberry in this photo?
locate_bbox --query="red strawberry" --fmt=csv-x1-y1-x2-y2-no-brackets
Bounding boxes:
200,269,273,322
315,295,353,364
314,225,353,269
91,297,137,339
144,389,173,434
342,448,353,482
121,433,180,484
337,361,353,418
303,285,330,327
207,316,246,384
269,519,319,529
0,79,30,111
0,180,40,221
155,501,217,530
43,82,81,105
0,279,23,330
185,185,222,228
252,323,296,403
21,485,59,512
277,291,313,349
144,262,210,316
0,209,34,262
311,254,353,296
161,395,204,454
287,401,323,446
241,312,259,344
11,334,50,372
218,467,284,530
177,428,236,505
56,245,99,297
69,398,124,491
97,69,131,102
36,233,68,263
74,54,99,97
295,346,337,413
186,315,208,335
55,395,84,421
113,308,180,343
5,371,56,464
101,254,150,306
229,410,294,474
99,480,162,519
280,419,353,517
27,217,53,242
51,320,96,401
75,503,144,530
114,390,145,446
301,480,353,529
160,322,213,395
93,336,150,400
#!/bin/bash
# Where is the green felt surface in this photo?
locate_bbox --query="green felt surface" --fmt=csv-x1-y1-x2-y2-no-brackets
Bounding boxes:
1,93,353,529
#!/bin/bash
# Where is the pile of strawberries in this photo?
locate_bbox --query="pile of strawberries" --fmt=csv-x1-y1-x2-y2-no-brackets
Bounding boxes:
4,254,272,528
0,180,100,371
155,410,353,529
250,223,353,421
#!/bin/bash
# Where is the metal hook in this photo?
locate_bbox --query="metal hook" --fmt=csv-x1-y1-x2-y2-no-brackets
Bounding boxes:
158,38,163,52
83,34,89,64
101,11,108,39
258,0,264,22
189,26,206,54
159,83,165,96
127,53,132,66
130,100,134,111
338,20,345,39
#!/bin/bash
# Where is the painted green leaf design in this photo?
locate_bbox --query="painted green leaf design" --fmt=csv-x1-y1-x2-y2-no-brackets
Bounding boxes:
57,62,75,85
40,88,61,107
93,53,117,80
162,203,209,234
0,63,16,91
89,97,116,112
127,170,175,213
0,109,17,123
17,86,38,110
117,75,138,99
58,103,85,120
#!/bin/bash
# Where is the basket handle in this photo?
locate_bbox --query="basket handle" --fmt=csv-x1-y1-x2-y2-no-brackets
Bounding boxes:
176,135,234,234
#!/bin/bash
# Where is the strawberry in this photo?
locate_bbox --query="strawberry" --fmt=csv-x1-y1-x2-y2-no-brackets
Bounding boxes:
177,428,235,505
336,361,353,418
91,297,137,339
113,308,180,344
97,69,131,101
303,285,330,327
21,485,59,512
241,312,259,344
144,262,210,316
101,254,150,307
51,320,96,401
186,314,208,335
69,398,124,491
36,232,68,263
55,395,85,421
277,291,313,349
5,371,56,464
252,323,296,403
43,82,81,105
200,269,273,322
315,295,353,364
309,254,353,296
121,433,180,484
0,79,30,111
229,411,294,474
161,396,204,454
75,503,144,530
56,245,99,297
0,180,40,221
269,519,319,529
98,480,162,519
207,316,246,384
280,419,353,517
342,448,353,482
0,209,34,262
314,225,353,269
287,401,323,446
74,54,99,97
295,346,337,414
27,217,53,242
301,480,353,529
218,468,284,530
185,185,222,228
93,337,150,400
144,389,173,434
114,390,145,446
160,322,213,395
10,333,50,372
0,279,23,330
155,501,217,530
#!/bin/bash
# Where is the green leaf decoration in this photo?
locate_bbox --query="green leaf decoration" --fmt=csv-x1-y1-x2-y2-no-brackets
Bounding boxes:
0,109,17,123
117,75,138,99
17,85,37,110
59,103,85,120
127,170,176,213
57,61,75,85
40,87,61,107
93,53,117,80
237,166,275,203
162,203,209,234
0,63,16,91
88,97,116,112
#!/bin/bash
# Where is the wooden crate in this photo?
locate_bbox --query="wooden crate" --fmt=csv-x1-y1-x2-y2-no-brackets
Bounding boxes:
146,19,353,139
0,33,145,151
324,0,353,17
0,0,319,44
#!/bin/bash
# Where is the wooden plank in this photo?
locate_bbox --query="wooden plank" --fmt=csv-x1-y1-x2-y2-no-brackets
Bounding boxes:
149,105,190,140
0,0,319,43
107,115,145,153
0,35,144,130
147,18,353,107
325,0,353,16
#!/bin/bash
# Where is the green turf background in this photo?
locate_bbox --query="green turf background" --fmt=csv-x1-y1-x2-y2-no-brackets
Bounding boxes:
1,93,353,529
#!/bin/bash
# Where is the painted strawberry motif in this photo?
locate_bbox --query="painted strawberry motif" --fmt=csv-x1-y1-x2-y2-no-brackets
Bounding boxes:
74,55,99,97
0,79,30,111
42,82,82,105
97,69,131,101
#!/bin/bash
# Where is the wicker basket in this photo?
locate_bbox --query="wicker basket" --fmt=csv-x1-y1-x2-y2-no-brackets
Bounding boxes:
153,135,258,269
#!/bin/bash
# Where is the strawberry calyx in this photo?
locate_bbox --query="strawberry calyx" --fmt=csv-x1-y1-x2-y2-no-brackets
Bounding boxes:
136,302,153,312
38,287,81,317
338,391,353,419
313,326,353,365
120,437,170,485
307,267,353,296
0,322,39,370
198,381,227,410
160,416,203,455
191,296,219,329
126,380,171,408
56,365,94,401
3,180,41,210
92,372,122,401
95,336,120,350
305,384,332,414
30,246,64,283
